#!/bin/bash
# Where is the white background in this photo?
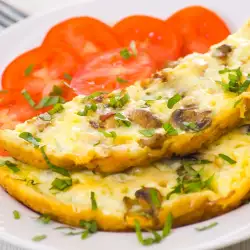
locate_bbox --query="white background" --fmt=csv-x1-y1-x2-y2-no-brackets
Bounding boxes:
0,0,249,249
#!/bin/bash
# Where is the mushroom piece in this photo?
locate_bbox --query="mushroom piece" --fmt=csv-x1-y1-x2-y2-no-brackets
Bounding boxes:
89,120,99,129
128,109,162,128
212,44,232,59
99,112,116,129
139,133,166,149
171,108,212,132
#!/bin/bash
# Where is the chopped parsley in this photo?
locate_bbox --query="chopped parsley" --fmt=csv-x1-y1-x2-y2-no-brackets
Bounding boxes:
218,67,250,94
36,96,65,109
50,85,63,96
40,146,70,177
195,222,218,231
21,89,36,107
134,213,172,246
116,76,128,84
91,191,98,210
167,93,182,109
48,103,64,115
77,103,97,116
39,113,52,121
139,129,155,137
109,93,130,109
149,189,161,208
120,48,132,59
218,154,236,164
83,91,106,102
19,132,41,148
32,235,47,242
183,122,199,131
163,123,178,135
51,178,72,191
4,161,20,173
63,73,72,81
79,220,98,233
99,129,117,139
13,210,20,220
38,214,51,224
115,113,131,127
24,64,34,77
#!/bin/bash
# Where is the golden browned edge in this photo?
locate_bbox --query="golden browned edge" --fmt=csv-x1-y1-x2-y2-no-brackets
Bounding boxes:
0,167,250,231
0,100,247,173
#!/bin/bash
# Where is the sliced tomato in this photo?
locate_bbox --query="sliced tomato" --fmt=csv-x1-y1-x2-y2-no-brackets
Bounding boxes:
43,17,120,60
113,15,182,68
165,6,230,55
71,48,155,95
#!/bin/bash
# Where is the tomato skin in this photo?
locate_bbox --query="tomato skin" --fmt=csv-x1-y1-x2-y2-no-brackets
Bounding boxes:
165,6,230,55
43,17,121,60
113,15,182,68
71,48,155,95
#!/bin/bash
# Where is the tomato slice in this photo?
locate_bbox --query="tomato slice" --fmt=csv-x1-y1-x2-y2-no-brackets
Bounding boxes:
113,15,182,68
165,6,230,55
71,48,155,95
43,17,121,60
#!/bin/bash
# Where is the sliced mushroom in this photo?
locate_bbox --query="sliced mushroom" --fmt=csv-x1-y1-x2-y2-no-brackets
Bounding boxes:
89,120,99,129
139,133,166,149
171,108,212,132
94,95,104,103
212,44,232,59
128,109,162,128
100,112,116,129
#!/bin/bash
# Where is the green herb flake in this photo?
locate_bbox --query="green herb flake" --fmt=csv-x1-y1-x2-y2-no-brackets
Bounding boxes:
36,96,65,109
48,103,64,115
65,231,83,236
81,231,89,239
218,153,236,164
19,132,41,148
13,210,20,220
149,189,161,208
80,220,98,233
120,48,132,60
24,64,34,77
115,113,131,127
40,146,70,177
162,213,173,238
167,93,182,109
32,234,47,242
233,98,242,108
51,178,72,191
99,129,117,139
139,129,155,137
183,122,198,131
54,226,76,230
91,191,98,210
163,123,178,135
63,73,72,81
116,76,128,84
5,161,20,173
195,222,218,231
21,89,36,107
77,103,97,116
38,214,51,224
39,113,52,121
109,93,130,109
50,85,63,96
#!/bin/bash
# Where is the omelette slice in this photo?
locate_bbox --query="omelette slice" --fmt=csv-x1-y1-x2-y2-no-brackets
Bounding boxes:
2,22,250,173
1,125,250,231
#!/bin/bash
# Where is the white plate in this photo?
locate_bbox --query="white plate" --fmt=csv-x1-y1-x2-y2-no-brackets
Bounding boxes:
1,0,250,249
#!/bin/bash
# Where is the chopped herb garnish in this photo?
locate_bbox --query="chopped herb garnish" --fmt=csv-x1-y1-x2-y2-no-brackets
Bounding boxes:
115,113,131,127
51,178,72,191
19,132,41,148
116,76,128,84
91,191,98,210
139,129,155,137
99,129,117,139
39,113,52,121
80,220,98,233
162,213,173,238
24,64,34,77
83,91,106,102
50,85,63,96
38,214,51,224
65,231,83,236
48,103,64,115
218,153,236,164
233,98,242,108
63,73,72,81
13,210,20,220
36,96,65,109
81,231,89,239
183,122,198,131
120,48,132,60
163,123,178,135
149,189,161,208
4,161,20,173
32,234,47,242
77,103,97,116
195,222,218,231
167,93,182,109
93,140,100,146
21,89,36,107
109,92,130,109
54,226,76,230
40,146,70,177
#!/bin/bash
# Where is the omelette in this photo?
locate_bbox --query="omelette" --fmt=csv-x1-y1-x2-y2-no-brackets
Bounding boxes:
0,124,250,231
2,22,250,173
